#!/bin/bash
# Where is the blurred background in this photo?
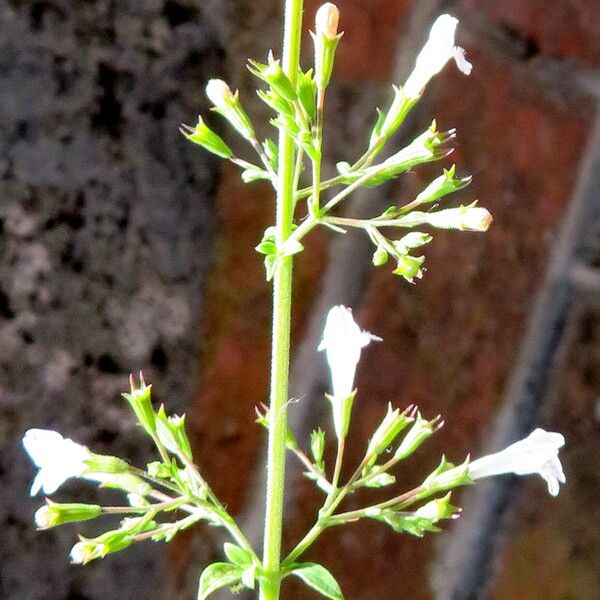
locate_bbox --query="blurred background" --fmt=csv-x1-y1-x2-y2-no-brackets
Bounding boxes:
1,0,600,598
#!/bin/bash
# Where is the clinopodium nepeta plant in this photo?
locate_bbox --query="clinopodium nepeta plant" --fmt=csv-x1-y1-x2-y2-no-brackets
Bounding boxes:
23,4,566,600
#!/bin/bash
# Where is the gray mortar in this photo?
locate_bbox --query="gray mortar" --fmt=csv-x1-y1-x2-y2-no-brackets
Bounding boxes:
0,1,223,598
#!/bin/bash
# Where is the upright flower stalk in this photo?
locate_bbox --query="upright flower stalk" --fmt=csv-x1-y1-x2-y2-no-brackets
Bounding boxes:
261,1,304,599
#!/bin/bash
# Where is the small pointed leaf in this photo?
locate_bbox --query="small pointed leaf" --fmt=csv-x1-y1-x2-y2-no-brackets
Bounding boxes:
289,563,344,600
223,543,253,567
198,562,242,600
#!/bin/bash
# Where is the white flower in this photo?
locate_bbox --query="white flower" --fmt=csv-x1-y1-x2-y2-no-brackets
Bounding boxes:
318,306,381,399
404,14,472,99
22,429,91,496
468,428,566,496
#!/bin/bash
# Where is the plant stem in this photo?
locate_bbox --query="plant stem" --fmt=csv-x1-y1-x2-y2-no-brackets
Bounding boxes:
323,436,345,510
260,0,304,598
295,174,345,201
309,90,325,216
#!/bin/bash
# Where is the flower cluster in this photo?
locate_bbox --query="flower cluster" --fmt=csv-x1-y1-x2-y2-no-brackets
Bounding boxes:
19,4,566,600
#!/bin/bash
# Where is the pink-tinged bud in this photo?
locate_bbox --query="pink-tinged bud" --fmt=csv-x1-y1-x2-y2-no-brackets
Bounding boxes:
460,206,493,231
315,3,340,39
403,203,493,232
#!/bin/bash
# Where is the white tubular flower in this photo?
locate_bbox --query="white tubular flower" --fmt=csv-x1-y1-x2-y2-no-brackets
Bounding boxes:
468,428,566,496
318,305,381,399
22,429,91,496
404,14,472,99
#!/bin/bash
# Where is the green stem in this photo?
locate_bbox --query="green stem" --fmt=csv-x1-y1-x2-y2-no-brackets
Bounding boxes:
323,436,345,510
150,432,171,464
250,137,278,183
292,147,305,208
295,174,345,202
309,90,325,216
102,498,184,515
260,1,304,598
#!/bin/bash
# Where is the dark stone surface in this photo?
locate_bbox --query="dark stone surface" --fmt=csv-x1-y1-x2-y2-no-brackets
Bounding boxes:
0,1,222,598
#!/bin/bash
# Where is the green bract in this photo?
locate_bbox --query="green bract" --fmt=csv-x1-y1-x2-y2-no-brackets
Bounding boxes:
179,118,234,159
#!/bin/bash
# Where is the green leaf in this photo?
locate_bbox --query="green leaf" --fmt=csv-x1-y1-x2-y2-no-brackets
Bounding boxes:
297,68,317,119
263,138,279,170
198,562,242,600
255,240,277,255
289,563,344,599
223,543,253,567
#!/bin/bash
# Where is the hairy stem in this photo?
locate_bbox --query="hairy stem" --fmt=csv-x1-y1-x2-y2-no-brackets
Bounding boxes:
260,0,304,598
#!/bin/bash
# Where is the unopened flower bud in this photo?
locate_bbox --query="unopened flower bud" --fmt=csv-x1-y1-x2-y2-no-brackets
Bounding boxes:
310,428,326,465
248,52,297,102
361,125,454,188
367,403,414,457
70,531,134,565
459,206,493,231
372,246,389,267
315,3,340,39
395,413,442,460
426,203,493,232
312,3,343,91
414,492,460,522
206,79,235,109
397,202,493,232
413,165,472,207
35,501,102,529
206,79,255,141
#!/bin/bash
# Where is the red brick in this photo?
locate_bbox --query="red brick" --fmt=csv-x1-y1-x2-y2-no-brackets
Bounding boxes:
464,0,600,66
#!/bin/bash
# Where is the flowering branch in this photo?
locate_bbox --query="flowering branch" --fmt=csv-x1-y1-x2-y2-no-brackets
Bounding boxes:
20,5,564,600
